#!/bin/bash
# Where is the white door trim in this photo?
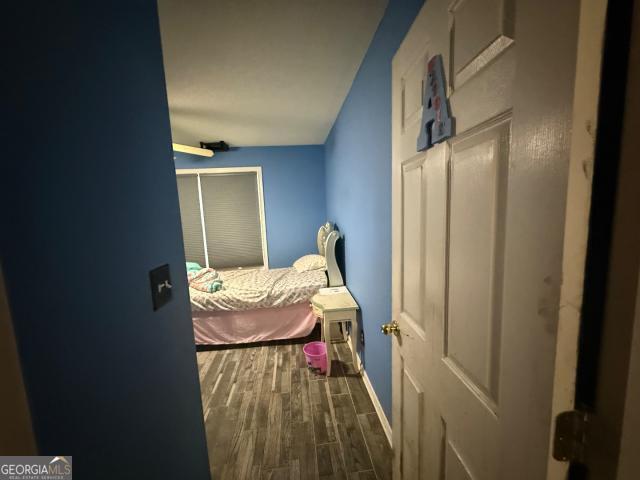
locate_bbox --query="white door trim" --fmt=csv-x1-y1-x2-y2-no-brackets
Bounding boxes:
546,0,608,477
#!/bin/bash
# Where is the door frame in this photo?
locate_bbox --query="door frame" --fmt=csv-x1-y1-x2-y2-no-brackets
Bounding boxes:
571,0,640,477
546,0,608,478
0,267,37,454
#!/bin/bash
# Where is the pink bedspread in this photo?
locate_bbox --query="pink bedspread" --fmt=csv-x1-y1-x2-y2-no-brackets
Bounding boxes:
193,302,316,345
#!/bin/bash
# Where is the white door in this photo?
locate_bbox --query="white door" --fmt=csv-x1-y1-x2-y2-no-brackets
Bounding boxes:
391,0,586,478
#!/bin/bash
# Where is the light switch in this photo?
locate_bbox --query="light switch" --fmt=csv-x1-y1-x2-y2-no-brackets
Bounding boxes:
149,264,172,311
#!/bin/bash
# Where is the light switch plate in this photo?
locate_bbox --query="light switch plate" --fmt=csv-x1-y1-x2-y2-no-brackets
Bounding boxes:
149,264,172,311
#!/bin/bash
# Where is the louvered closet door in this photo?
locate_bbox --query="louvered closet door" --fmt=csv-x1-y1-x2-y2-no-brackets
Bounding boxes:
199,173,264,269
176,174,206,266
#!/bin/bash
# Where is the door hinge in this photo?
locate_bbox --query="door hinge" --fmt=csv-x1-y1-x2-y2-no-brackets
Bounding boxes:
553,410,590,463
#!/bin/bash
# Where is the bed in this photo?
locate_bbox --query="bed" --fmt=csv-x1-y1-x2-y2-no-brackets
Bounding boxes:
189,223,343,345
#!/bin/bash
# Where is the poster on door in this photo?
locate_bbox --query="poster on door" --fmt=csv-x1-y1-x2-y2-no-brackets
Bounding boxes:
416,54,454,152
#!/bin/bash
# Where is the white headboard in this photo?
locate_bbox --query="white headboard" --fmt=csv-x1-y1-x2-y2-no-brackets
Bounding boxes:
317,222,344,287
317,222,333,257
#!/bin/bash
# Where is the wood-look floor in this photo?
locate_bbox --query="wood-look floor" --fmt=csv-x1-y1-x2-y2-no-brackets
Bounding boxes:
196,326,392,480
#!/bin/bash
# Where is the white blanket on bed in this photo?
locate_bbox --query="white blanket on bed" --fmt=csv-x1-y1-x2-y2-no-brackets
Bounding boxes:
189,267,327,312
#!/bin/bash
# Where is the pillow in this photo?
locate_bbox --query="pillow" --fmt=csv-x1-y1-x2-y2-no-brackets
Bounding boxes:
293,254,326,272
186,262,202,272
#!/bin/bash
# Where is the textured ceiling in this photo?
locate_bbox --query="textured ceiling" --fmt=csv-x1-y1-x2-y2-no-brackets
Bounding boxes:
158,0,387,147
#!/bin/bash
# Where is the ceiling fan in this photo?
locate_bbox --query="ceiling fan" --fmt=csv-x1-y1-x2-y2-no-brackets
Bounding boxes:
172,141,230,158
172,143,213,157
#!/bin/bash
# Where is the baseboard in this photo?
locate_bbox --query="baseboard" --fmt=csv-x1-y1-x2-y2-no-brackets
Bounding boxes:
359,359,393,447
343,339,393,447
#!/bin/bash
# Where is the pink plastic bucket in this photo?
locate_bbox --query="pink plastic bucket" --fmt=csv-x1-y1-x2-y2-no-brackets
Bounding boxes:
303,341,327,374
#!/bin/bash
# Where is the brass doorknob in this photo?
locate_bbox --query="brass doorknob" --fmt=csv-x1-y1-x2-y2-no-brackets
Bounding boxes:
381,321,400,336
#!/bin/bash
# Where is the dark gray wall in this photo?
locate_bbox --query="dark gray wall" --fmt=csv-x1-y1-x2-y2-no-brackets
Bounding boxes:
2,2,210,478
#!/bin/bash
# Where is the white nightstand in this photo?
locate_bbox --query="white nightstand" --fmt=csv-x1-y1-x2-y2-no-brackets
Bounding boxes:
311,288,360,376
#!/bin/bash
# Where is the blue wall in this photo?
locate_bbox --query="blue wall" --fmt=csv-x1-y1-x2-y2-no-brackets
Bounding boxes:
3,2,209,478
175,145,326,268
324,0,425,419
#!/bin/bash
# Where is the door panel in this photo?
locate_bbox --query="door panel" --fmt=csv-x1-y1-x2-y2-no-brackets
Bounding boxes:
401,160,425,327
392,0,583,478
401,368,424,478
445,441,474,480
449,47,515,134
400,45,434,160
402,50,430,132
450,0,514,88
447,118,509,404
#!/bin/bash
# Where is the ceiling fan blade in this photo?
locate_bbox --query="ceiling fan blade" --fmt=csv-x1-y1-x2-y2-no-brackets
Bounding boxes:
172,143,214,157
